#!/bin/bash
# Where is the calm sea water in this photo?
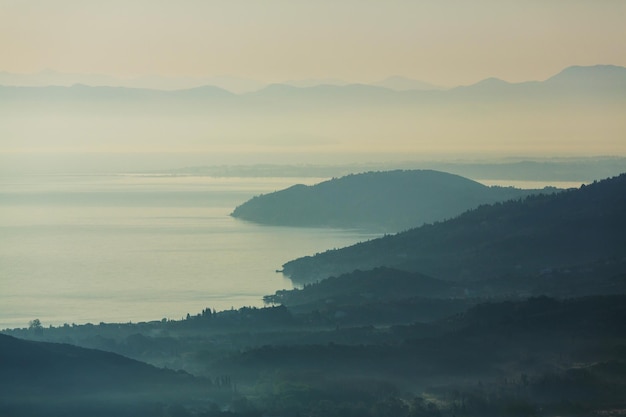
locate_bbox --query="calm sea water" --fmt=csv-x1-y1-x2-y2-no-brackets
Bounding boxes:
0,174,379,330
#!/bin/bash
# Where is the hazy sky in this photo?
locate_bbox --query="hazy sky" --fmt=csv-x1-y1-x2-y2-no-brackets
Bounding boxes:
2,0,625,86
1,0,625,171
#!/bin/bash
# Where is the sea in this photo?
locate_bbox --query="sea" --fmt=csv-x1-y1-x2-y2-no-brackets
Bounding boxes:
0,174,380,330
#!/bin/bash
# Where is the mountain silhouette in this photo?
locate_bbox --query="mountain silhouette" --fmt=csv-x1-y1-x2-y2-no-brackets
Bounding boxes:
0,333,210,415
231,170,554,232
282,173,626,284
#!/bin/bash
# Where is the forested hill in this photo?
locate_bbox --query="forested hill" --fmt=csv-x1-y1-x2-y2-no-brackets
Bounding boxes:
231,170,551,232
282,173,626,284
0,334,211,416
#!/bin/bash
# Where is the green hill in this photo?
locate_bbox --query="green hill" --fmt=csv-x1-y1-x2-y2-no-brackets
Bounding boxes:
265,267,455,306
213,295,626,416
0,334,214,416
282,173,626,284
231,170,550,232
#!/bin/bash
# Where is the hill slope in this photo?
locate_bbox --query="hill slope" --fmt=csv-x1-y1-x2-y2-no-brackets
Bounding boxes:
231,170,549,232
282,173,626,284
0,334,212,416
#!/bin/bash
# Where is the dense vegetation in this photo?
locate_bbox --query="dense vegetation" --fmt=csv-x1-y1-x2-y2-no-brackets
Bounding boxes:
0,334,220,416
231,170,553,232
283,173,626,284
2,172,625,416
5,295,625,416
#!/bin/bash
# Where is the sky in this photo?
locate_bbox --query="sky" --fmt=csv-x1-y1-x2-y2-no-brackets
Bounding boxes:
1,0,625,171
1,0,626,87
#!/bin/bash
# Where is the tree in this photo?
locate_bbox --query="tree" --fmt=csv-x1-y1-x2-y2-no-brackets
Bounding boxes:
28,318,43,336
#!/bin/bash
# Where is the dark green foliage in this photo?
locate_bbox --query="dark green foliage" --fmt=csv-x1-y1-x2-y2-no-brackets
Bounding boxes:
3,174,626,416
3,295,626,416
0,334,219,416
283,173,626,284
265,267,456,306
232,170,549,232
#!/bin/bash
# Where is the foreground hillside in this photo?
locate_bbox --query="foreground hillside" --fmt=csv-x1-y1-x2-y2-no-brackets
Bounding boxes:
282,173,626,284
214,295,626,415
0,334,221,416
3,173,626,416
232,170,549,232
5,295,626,417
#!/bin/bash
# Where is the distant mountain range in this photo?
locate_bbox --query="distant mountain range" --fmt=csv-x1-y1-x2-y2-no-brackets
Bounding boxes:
2,64,625,170
282,173,626,284
0,69,266,93
167,157,626,183
2,64,624,96
0,70,443,93
231,170,557,232
2,65,623,120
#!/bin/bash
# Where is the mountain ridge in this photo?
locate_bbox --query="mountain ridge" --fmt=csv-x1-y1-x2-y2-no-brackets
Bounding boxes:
231,169,556,232
1,64,624,97
0,333,214,415
282,173,626,284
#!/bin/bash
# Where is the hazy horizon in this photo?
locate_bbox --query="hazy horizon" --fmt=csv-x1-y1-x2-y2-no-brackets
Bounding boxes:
2,2,626,171
2,3,625,413
0,64,616,92
2,1,626,87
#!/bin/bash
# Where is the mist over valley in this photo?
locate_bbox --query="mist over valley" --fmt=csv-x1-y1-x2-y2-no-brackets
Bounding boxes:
2,1,626,415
